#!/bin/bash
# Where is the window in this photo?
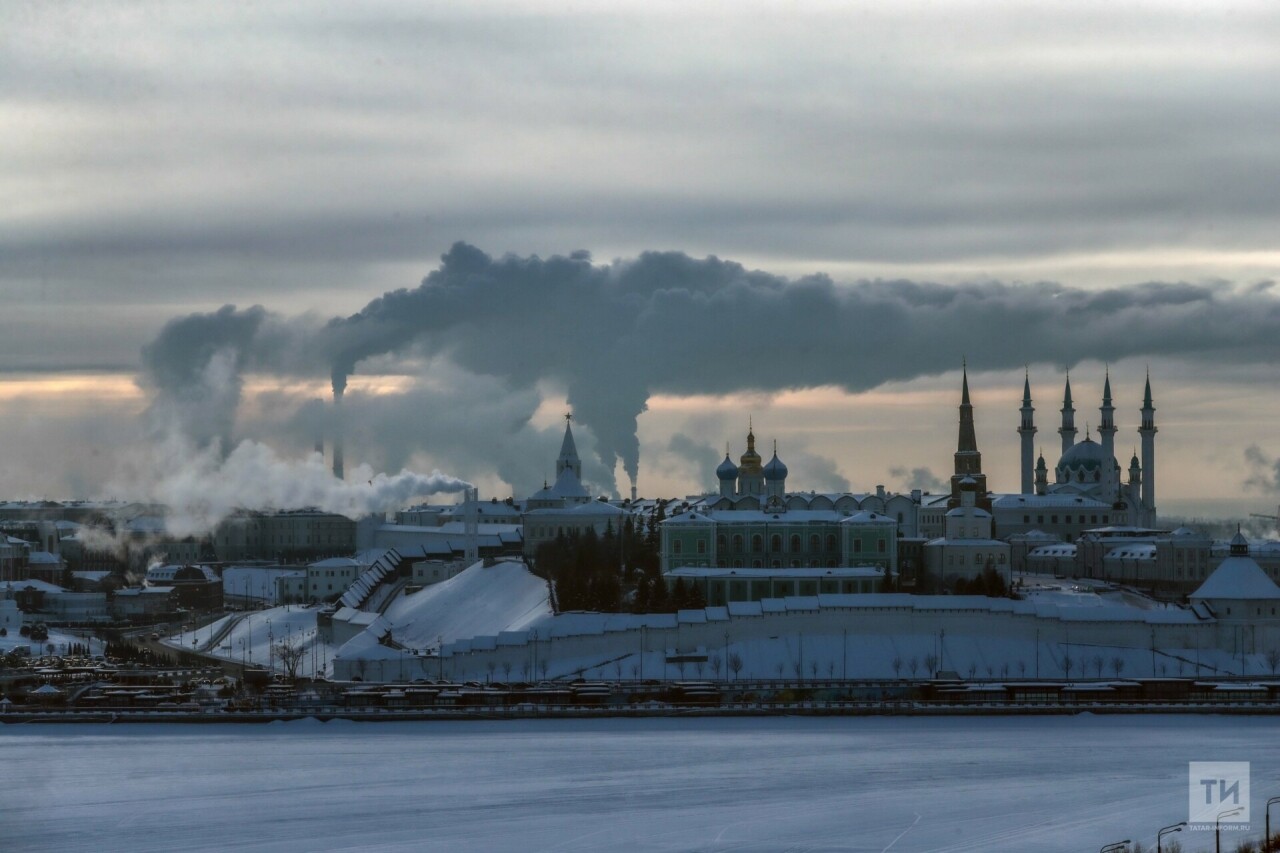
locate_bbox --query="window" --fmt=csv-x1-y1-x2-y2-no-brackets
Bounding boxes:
733,534,744,552
877,539,887,553
771,534,782,552
752,535,763,553
1023,515,1030,524
790,534,801,552
673,540,682,555
810,534,820,552
1051,515,1058,524
717,534,727,550
853,540,863,553
696,539,706,554
826,534,837,551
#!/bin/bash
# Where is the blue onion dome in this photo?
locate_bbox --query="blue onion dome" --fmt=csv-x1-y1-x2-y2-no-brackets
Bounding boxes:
716,454,739,481
763,451,788,481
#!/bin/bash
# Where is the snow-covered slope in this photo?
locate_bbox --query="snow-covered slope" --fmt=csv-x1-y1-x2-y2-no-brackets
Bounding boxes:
380,560,551,649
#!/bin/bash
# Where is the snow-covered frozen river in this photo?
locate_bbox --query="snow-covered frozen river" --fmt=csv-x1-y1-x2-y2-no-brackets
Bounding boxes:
3,715,1276,852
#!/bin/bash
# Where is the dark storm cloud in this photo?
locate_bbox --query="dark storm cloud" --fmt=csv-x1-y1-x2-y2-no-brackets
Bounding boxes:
140,243,1280,494
6,3,1280,320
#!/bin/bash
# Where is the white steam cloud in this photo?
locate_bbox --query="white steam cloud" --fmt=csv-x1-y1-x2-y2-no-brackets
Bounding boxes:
111,432,470,538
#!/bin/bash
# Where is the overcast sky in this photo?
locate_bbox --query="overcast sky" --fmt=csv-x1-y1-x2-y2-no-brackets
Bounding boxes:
4,1,1280,519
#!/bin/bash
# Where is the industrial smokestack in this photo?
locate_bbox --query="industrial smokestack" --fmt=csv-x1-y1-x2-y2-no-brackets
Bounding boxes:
630,484,637,502
313,398,325,458
332,388,344,480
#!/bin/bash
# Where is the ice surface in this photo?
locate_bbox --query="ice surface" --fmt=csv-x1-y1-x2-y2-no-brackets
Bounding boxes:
1,716,1277,852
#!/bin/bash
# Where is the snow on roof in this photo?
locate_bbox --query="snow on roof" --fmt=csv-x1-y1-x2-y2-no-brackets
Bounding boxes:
549,468,590,499
1106,544,1157,560
1191,556,1280,601
0,578,64,594
945,506,991,518
992,494,1110,508
842,511,894,524
27,551,62,564
310,557,362,569
665,509,844,524
1028,544,1077,557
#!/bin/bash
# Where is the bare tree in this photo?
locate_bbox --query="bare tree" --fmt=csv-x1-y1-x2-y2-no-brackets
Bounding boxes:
827,660,835,679
1062,656,1074,678
1017,660,1027,677
908,657,919,678
502,661,513,680
985,665,994,679
729,653,743,680
1267,649,1280,676
809,660,818,680
892,656,903,678
967,663,977,679
272,639,306,681
924,654,938,677
792,659,803,679
1000,663,1009,679
486,660,497,683
1091,654,1104,678
1110,657,1125,678
709,654,723,679
695,660,705,678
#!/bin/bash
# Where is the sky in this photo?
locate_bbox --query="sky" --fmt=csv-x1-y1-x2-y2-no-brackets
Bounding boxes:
4,1,1280,520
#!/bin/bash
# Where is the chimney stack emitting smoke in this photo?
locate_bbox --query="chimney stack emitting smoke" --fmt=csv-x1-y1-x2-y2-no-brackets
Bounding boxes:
332,387,344,480
314,397,325,458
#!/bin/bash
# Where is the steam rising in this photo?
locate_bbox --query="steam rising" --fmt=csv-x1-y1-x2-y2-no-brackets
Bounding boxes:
111,432,470,539
141,243,1280,496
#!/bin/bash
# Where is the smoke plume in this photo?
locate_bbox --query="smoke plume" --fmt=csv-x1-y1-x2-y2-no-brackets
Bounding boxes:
141,243,1280,495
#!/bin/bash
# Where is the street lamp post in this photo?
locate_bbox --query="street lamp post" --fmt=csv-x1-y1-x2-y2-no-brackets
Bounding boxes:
1100,841,1130,853
1267,795,1280,849
1158,821,1185,853
1217,806,1243,853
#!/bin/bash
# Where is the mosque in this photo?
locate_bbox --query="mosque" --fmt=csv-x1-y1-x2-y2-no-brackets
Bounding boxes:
665,365,1162,589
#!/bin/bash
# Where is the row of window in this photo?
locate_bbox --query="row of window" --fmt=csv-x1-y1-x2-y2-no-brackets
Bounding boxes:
674,533,889,555
1021,514,1111,525
946,552,1008,566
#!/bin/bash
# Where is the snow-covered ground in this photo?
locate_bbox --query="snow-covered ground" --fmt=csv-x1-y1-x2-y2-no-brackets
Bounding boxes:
0,627,102,657
1,716,1276,852
166,606,333,676
379,560,550,650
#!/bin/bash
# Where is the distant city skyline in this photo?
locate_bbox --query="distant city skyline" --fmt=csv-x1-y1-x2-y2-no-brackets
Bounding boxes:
4,3,1280,519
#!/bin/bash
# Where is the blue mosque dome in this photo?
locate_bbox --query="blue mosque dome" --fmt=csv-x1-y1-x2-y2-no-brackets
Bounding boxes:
1055,437,1117,484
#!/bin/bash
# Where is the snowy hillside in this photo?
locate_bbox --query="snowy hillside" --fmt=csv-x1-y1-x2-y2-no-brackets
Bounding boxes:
381,560,551,650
